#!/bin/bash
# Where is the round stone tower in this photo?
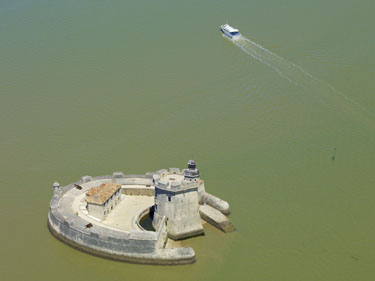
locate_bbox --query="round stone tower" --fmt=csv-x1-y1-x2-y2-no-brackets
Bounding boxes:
152,161,204,240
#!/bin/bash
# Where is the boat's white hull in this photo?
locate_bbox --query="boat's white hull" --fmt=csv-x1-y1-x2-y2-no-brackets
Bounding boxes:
220,27,240,39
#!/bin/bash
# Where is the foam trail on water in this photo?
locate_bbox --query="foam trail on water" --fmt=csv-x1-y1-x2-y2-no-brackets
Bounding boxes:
231,35,375,119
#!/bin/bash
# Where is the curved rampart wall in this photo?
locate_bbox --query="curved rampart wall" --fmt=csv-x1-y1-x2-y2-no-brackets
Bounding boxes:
132,207,168,250
132,206,151,231
48,172,195,265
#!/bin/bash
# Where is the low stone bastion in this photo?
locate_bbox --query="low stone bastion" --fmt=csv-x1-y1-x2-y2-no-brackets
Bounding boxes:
48,165,234,265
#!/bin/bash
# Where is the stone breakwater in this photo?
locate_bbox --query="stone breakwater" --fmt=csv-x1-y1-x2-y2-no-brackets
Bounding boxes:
48,168,234,265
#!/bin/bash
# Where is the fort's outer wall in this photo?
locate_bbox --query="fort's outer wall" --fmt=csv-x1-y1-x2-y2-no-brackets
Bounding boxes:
48,173,195,265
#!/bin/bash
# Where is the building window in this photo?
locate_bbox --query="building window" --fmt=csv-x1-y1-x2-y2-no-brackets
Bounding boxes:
168,196,172,202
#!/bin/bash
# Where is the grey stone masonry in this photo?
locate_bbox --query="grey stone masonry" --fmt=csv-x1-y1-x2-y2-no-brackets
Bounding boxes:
48,163,234,265
48,173,195,265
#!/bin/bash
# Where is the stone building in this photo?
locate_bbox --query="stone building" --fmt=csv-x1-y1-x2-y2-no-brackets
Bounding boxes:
86,183,122,220
152,160,204,240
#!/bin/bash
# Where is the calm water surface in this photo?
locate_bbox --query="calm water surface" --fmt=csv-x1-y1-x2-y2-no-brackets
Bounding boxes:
1,0,375,280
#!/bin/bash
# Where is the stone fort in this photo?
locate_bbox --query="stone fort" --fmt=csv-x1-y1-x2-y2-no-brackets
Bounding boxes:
48,160,234,265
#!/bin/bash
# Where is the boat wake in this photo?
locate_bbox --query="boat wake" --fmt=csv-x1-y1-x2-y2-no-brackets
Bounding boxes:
231,35,375,120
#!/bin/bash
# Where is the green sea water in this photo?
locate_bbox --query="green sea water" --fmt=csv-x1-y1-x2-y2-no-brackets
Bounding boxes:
1,0,375,280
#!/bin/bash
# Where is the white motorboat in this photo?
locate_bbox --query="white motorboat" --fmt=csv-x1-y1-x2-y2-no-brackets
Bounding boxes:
220,23,240,39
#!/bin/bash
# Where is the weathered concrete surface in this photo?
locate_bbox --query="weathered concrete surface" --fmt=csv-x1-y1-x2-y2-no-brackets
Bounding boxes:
199,205,235,233
201,192,230,215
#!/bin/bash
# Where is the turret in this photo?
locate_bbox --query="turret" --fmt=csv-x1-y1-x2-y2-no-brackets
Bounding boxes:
184,160,200,182
53,181,60,192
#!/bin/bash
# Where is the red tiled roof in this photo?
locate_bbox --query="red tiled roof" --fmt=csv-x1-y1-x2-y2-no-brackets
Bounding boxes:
86,183,121,205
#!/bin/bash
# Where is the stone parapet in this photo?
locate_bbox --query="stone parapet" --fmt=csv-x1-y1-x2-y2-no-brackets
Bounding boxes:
168,168,182,175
